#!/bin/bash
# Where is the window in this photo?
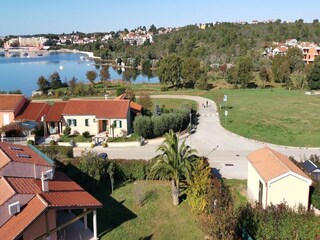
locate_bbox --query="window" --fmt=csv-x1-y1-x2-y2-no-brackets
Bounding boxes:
119,120,122,128
85,119,89,127
113,120,117,128
67,119,77,127
16,153,30,158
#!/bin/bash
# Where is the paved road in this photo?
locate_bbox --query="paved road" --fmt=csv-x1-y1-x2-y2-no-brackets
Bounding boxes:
74,95,320,179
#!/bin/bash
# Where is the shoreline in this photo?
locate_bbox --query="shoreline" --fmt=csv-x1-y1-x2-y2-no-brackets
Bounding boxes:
55,48,100,59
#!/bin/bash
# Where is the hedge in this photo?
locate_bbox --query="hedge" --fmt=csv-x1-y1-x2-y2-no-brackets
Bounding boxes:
36,145,73,159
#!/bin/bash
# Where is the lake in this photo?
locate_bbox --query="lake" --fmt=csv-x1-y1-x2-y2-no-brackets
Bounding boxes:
0,51,159,96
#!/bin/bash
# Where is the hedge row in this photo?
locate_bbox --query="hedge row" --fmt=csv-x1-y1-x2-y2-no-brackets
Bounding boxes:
36,145,73,159
133,110,190,138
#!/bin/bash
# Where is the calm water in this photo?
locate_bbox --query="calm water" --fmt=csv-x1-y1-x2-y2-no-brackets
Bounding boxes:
0,52,159,96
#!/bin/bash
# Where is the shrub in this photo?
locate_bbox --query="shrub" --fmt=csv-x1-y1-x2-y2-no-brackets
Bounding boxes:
82,131,90,138
133,181,146,207
133,115,153,139
63,126,71,136
91,143,95,148
27,140,35,146
62,96,70,101
161,86,169,91
49,140,56,146
102,141,108,148
116,86,126,96
36,145,73,159
311,182,320,209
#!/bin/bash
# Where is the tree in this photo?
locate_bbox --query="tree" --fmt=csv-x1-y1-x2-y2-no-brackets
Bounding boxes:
186,159,211,213
308,56,320,89
149,129,198,206
182,57,202,87
86,70,97,85
259,66,271,88
107,162,115,194
149,24,157,34
68,77,77,95
37,76,50,93
286,47,304,73
49,72,62,89
290,71,307,90
157,54,183,87
138,91,152,114
236,56,254,87
272,55,290,83
100,66,110,81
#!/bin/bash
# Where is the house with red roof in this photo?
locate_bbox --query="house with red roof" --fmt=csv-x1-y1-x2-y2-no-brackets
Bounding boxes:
46,99,141,137
0,142,102,239
0,94,27,127
247,147,312,209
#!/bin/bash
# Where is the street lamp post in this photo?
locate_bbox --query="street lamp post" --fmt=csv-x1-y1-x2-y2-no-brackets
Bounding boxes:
41,115,47,143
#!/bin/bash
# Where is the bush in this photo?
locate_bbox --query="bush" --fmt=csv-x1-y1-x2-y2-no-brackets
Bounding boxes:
133,181,146,207
27,140,35,146
116,86,126,96
49,140,56,146
133,115,153,139
311,182,320,209
36,145,73,159
63,126,71,136
134,110,190,139
161,86,169,91
103,159,151,181
102,141,108,148
82,131,90,138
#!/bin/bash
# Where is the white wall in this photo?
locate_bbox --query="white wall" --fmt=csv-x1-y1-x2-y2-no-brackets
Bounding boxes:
247,161,267,208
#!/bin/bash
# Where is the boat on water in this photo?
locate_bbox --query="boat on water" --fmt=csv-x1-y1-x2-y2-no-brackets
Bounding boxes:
80,56,86,61
37,53,43,56
23,52,28,57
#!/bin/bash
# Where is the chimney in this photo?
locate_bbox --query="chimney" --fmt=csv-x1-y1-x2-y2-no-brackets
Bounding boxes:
41,172,49,192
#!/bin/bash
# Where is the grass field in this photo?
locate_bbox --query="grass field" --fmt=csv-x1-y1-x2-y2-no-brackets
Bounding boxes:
202,88,320,147
98,181,204,240
151,98,198,111
224,179,248,209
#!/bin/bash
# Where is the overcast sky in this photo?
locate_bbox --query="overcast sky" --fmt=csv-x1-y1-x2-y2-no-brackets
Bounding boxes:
1,0,320,35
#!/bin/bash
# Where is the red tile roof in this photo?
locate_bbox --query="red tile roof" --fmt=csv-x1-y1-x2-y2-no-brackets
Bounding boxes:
41,191,102,208
130,101,142,113
45,101,67,122
0,94,25,111
0,177,15,205
247,147,311,182
15,102,51,122
0,142,52,168
0,195,47,240
5,172,102,208
62,100,130,119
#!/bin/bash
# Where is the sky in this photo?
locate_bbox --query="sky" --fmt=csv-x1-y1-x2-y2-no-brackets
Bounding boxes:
1,0,320,36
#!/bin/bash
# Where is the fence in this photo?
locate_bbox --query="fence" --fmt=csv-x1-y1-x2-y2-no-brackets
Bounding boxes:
1,137,28,145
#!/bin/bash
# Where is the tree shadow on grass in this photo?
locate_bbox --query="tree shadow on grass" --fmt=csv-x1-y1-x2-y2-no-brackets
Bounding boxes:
55,161,137,238
139,234,153,240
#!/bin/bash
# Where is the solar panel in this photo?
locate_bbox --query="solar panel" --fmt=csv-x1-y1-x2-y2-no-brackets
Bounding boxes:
16,153,30,158
10,146,23,151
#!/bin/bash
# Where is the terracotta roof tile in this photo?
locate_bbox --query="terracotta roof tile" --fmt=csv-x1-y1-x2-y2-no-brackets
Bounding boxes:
41,191,102,208
0,195,47,240
0,177,15,205
6,177,41,194
62,100,129,119
4,172,102,208
0,94,25,111
0,142,52,168
15,102,51,122
45,101,67,122
247,147,311,182
130,101,142,112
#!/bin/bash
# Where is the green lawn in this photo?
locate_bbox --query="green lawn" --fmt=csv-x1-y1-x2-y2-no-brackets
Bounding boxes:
152,98,198,111
223,179,248,209
98,181,204,240
203,88,320,147
59,134,92,142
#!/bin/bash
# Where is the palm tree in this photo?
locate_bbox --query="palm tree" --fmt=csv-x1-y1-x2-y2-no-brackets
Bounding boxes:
149,129,198,206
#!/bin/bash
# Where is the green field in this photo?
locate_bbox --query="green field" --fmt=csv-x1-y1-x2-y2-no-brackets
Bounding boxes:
204,88,320,147
151,98,198,110
99,181,203,240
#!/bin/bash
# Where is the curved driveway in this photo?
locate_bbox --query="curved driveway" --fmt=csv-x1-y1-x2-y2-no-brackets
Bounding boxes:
75,95,320,179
